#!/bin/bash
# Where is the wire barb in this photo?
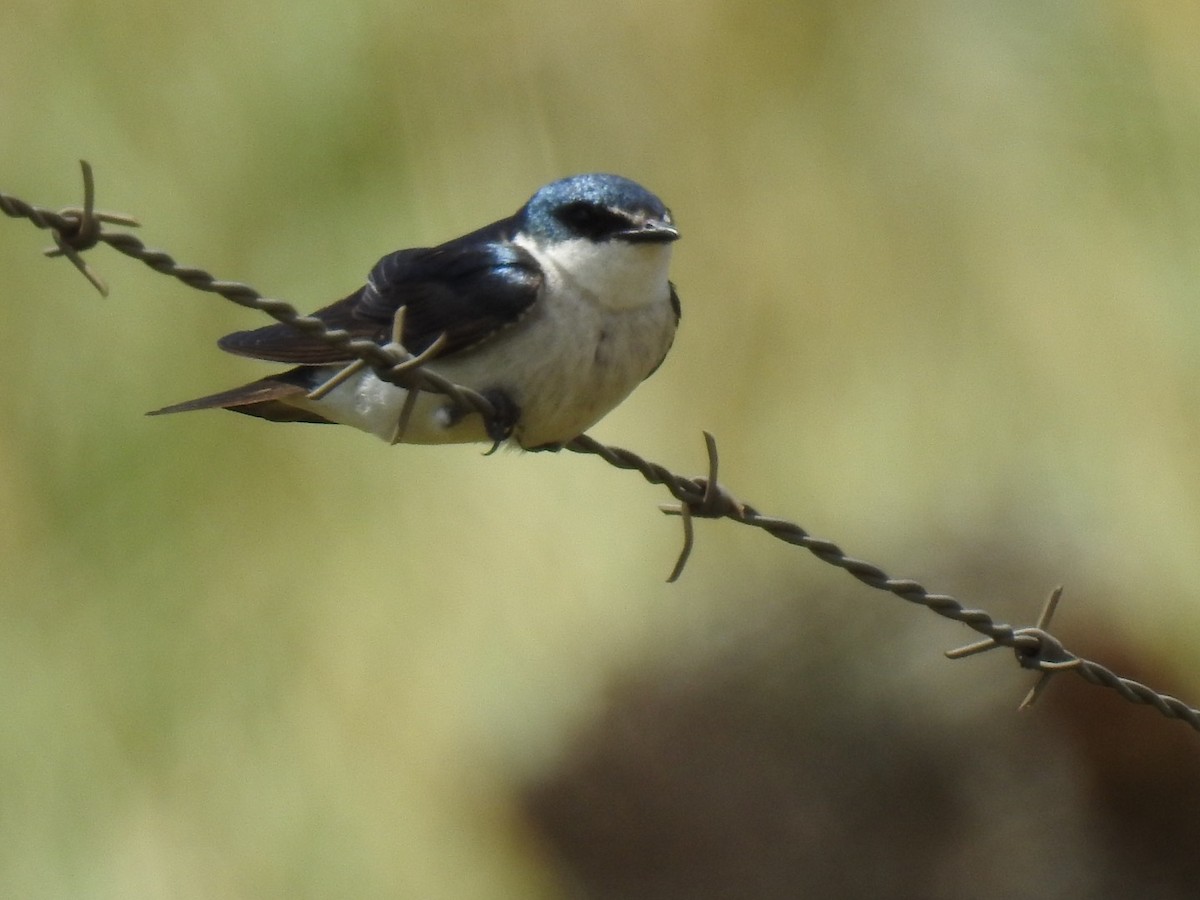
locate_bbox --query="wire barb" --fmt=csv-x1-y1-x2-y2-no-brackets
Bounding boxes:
659,431,747,581
34,161,140,297
7,164,1200,736
946,586,1080,711
305,359,366,401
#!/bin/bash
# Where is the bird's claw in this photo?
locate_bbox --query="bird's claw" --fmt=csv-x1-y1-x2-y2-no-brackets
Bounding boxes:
439,388,521,454
480,389,520,455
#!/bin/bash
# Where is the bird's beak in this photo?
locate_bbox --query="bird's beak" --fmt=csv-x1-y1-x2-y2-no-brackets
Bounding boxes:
617,217,680,244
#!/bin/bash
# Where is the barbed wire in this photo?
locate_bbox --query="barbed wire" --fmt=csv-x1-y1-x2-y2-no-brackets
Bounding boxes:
0,163,503,426
5,162,1199,734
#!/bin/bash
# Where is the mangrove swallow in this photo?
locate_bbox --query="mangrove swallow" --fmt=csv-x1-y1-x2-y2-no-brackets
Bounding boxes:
149,173,680,450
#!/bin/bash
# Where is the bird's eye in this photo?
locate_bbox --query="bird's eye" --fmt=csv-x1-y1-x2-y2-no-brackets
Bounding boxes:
556,202,628,238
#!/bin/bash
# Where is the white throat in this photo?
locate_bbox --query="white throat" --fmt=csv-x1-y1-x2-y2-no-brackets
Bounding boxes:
515,234,673,311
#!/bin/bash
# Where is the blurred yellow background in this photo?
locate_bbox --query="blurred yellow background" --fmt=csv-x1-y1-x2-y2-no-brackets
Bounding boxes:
4,2,1200,897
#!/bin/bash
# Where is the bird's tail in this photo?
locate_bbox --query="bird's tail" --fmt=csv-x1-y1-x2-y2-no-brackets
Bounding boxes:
146,372,332,424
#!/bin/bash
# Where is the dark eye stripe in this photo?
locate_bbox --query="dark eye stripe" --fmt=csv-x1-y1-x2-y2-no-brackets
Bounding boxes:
556,202,630,238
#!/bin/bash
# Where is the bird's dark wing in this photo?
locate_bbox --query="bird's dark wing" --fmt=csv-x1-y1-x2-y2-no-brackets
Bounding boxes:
643,282,682,381
218,226,543,366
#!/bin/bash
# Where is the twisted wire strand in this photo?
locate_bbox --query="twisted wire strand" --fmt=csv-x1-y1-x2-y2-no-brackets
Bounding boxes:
564,432,1037,645
563,435,1200,731
100,229,504,416
6,165,1200,734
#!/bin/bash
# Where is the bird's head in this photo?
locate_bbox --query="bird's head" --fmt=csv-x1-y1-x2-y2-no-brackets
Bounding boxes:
519,173,679,247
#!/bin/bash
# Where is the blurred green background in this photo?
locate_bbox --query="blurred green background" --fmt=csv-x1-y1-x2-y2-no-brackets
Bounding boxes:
5,1,1200,897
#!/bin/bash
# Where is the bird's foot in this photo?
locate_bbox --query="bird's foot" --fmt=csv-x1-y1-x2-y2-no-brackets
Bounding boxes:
440,388,521,454
481,389,521,454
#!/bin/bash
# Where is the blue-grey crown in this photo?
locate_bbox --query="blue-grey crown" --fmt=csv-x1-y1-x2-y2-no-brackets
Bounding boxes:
520,173,677,244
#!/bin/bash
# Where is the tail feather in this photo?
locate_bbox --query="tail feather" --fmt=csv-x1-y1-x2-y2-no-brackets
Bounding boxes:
147,372,333,425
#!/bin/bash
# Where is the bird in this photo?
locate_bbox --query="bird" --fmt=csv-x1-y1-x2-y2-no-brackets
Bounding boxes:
148,173,681,451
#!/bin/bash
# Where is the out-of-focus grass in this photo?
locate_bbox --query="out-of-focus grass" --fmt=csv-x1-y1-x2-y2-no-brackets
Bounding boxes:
4,1,1200,897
